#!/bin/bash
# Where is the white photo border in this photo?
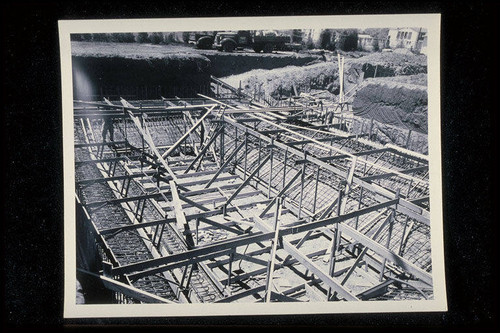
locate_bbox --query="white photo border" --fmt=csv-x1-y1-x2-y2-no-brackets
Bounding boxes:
59,13,445,318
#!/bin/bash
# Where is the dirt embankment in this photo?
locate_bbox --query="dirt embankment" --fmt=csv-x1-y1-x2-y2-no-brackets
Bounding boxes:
221,51,427,100
352,78,428,134
350,116,429,154
221,61,341,99
349,51,428,77
71,41,321,100
73,55,212,100
201,52,320,78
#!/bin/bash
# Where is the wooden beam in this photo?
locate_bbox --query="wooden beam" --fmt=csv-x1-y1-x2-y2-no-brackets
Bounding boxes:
215,285,265,303
338,223,432,285
356,279,394,300
112,198,398,277
169,180,195,248
204,139,247,188
222,154,271,208
161,106,216,159
253,216,359,302
127,248,234,281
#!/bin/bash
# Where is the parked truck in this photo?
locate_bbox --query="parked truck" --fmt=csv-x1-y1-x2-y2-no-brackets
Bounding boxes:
188,31,216,50
213,30,302,53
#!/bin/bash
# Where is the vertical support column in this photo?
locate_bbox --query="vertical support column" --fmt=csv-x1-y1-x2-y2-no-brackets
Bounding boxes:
406,178,414,198
234,127,239,171
326,180,346,300
265,197,282,303
183,113,187,155
398,216,410,256
267,140,274,198
195,218,200,245
219,113,225,165
405,129,413,149
379,190,399,281
282,148,288,190
243,131,248,180
312,165,320,214
257,136,262,179
227,252,234,289
298,151,307,219
354,187,364,230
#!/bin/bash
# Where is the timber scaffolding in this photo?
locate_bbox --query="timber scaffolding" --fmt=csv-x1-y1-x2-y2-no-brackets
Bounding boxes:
73,76,432,305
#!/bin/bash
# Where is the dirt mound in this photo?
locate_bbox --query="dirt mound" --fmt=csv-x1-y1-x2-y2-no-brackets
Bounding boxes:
352,78,428,134
348,51,427,77
221,62,340,99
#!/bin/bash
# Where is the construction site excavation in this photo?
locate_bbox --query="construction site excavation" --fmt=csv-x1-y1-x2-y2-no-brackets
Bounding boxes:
67,24,441,311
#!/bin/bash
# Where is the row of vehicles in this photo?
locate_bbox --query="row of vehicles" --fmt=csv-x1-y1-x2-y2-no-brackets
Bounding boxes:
189,30,302,53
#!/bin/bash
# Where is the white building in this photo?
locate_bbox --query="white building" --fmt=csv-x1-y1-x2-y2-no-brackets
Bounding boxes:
387,27,427,54
357,34,375,51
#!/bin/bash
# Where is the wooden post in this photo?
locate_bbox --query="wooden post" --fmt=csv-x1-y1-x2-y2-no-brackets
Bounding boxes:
243,131,248,180
354,187,364,229
398,216,410,255
234,127,238,171
268,140,274,198
369,117,374,139
327,180,345,300
282,148,288,190
265,197,282,302
379,190,399,281
312,165,320,214
298,151,307,219
219,114,225,165
257,137,262,179
405,129,412,149
227,252,234,288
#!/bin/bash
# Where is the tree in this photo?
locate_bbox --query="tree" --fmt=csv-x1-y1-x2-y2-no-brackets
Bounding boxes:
319,29,335,51
136,32,149,43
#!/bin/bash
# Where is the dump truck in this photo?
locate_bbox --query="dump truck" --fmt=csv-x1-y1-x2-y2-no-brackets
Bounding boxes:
213,30,302,53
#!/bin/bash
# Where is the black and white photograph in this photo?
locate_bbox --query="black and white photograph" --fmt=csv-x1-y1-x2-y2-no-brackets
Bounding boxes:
59,14,446,317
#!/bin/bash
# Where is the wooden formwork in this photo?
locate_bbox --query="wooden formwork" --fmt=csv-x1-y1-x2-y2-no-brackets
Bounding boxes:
72,80,432,304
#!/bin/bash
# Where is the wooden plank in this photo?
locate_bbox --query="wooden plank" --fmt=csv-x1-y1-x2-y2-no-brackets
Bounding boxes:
338,223,432,285
253,216,359,302
169,180,195,248
100,275,175,304
215,285,265,303
223,154,271,208
204,139,247,188
112,198,397,277
161,106,216,159
356,279,394,300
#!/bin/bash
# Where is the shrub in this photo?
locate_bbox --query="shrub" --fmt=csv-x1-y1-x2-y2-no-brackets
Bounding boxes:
91,33,109,42
136,32,149,43
71,34,93,41
109,33,136,43
149,32,163,44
